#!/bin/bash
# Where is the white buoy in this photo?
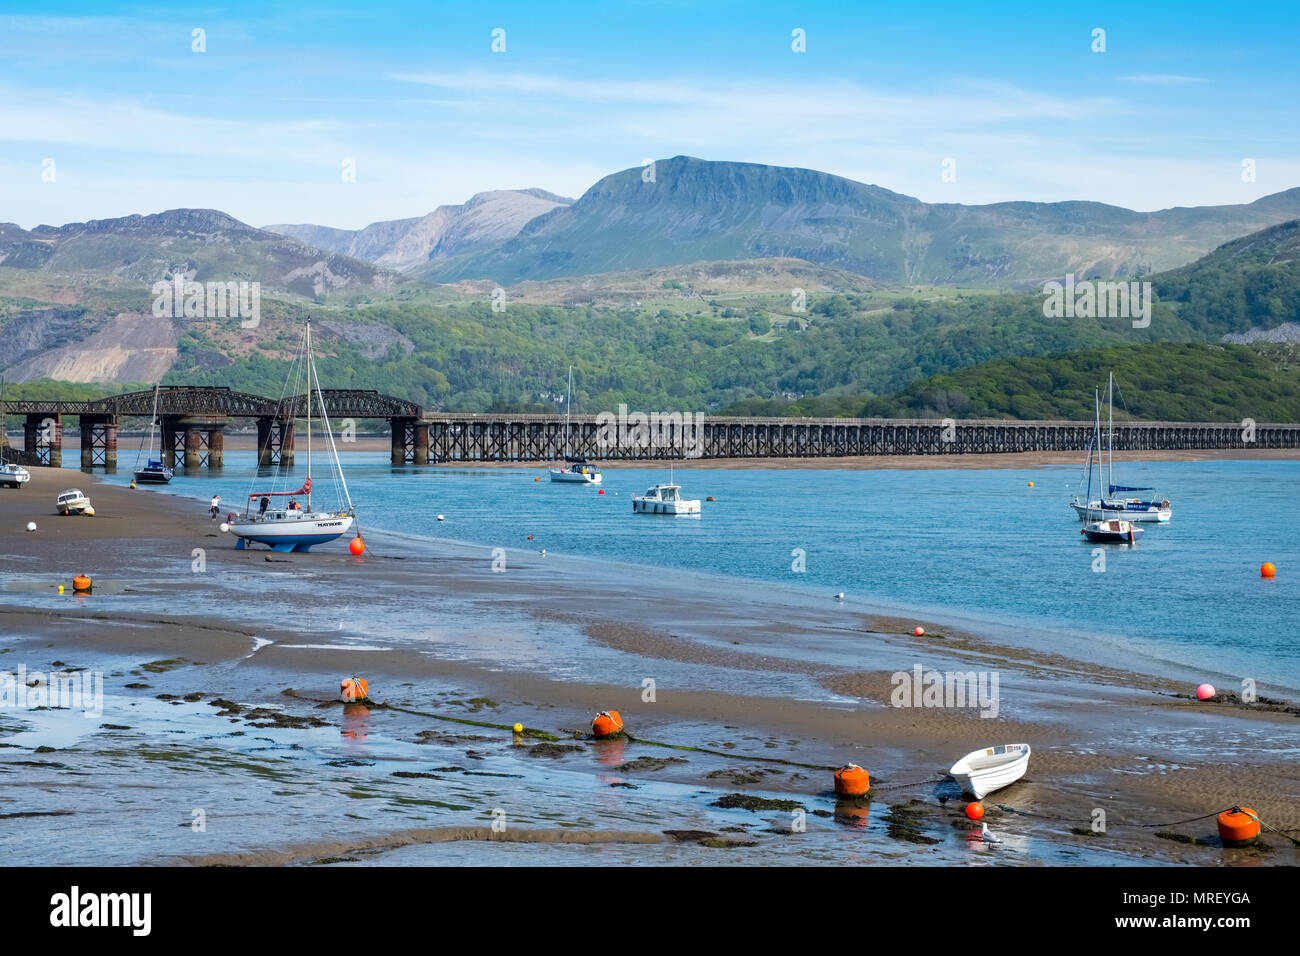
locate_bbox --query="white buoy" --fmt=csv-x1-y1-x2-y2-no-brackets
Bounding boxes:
834,592,845,600
219,522,230,533
25,521,36,532
437,514,445,521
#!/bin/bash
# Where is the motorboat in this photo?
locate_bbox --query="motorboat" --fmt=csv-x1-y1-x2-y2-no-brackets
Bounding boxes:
949,744,1031,799
632,483,700,515
56,488,93,515
0,463,30,488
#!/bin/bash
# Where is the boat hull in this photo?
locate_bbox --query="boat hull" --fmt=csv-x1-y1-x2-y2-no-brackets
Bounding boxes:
133,469,173,484
229,513,354,552
1071,501,1169,522
549,469,601,484
632,498,701,515
950,744,1031,800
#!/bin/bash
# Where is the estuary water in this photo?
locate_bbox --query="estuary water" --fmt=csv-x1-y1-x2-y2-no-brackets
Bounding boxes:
85,453,1300,695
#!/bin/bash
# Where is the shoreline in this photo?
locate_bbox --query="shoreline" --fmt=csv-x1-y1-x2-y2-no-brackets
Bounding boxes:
1,467,1297,866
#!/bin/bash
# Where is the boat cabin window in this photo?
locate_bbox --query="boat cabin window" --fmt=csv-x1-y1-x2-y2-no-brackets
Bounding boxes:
663,487,678,501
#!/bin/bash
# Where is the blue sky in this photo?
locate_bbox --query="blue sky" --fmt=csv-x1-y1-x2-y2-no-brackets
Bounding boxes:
2,1,1297,229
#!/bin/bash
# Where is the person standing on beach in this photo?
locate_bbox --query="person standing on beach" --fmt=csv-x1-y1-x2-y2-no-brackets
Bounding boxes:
209,494,221,519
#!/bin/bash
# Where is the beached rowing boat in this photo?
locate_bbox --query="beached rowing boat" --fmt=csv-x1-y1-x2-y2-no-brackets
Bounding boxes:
949,743,1031,799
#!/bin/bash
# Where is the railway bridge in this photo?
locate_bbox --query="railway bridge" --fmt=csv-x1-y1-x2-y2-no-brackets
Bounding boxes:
2,387,1297,468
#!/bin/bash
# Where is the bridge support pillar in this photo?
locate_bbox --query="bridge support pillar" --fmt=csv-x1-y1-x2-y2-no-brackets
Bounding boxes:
413,422,429,465
255,417,293,466
24,413,61,467
184,426,203,469
207,426,223,469
79,415,118,470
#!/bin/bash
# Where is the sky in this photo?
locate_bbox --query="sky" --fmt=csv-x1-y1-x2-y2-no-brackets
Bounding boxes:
1,0,1298,230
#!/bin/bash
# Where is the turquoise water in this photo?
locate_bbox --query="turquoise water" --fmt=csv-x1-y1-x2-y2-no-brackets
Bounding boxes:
85,454,1300,693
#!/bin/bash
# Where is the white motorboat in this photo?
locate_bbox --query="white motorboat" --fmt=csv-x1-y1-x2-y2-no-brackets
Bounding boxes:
548,366,602,484
632,483,700,515
949,743,1031,799
0,463,30,488
56,488,92,515
1070,372,1171,522
228,322,357,553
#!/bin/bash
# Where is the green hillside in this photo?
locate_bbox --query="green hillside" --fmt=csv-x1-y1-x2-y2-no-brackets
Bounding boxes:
855,343,1300,421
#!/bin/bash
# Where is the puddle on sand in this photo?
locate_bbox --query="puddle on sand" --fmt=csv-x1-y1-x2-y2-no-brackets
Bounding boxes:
0,670,1156,867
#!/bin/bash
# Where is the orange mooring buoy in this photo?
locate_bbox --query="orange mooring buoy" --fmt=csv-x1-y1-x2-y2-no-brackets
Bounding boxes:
1217,807,1261,846
1261,562,1276,578
72,574,92,593
591,710,624,738
833,763,870,796
349,537,365,555
340,676,369,702
966,802,985,820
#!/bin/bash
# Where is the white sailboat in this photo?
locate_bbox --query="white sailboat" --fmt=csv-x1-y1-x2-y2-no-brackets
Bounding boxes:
228,322,356,552
549,365,602,484
1069,372,1170,522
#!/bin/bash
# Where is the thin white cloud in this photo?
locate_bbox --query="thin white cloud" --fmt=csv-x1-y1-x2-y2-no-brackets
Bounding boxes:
1121,74,1208,86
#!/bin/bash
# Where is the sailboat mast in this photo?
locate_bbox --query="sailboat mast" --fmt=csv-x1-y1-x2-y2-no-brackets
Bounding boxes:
305,322,312,511
564,365,572,457
1107,372,1114,497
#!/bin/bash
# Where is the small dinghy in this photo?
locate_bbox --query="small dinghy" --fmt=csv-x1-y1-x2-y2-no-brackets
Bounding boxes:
949,743,1031,799
1081,518,1142,544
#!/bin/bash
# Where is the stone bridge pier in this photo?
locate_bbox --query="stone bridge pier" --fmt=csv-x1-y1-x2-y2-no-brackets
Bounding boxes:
23,412,61,467
160,415,227,470
255,417,295,466
78,414,119,470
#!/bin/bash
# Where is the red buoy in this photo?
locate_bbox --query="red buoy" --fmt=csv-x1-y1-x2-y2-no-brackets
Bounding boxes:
1261,562,1276,578
966,802,985,820
349,537,365,555
1217,807,1261,845
833,763,870,796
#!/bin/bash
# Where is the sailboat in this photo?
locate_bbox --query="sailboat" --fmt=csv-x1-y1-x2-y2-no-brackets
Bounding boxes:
548,366,602,484
1077,388,1143,543
228,322,356,552
1069,372,1170,522
132,384,174,484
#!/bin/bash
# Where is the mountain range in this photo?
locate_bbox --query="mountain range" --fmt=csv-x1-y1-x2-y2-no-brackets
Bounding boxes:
257,156,1300,288
265,188,572,271
2,157,1299,414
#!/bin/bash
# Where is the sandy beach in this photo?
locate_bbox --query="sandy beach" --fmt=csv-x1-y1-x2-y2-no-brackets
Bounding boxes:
1,466,1297,866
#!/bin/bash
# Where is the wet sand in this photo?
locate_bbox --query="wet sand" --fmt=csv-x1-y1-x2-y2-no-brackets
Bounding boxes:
1,466,1297,866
